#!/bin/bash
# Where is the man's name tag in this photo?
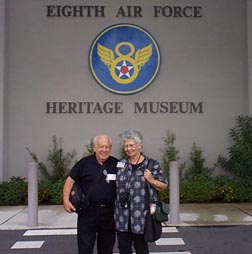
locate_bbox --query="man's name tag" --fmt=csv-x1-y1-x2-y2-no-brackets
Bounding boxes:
117,162,125,168
107,174,116,181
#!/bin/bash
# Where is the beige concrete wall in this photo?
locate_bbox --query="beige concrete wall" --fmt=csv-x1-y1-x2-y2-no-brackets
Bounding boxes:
248,0,252,114
0,0,5,181
2,0,250,179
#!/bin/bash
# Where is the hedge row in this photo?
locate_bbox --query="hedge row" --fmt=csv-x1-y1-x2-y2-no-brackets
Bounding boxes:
1,175,252,206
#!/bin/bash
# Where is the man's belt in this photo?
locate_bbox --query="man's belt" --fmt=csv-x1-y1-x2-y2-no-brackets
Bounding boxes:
90,203,114,208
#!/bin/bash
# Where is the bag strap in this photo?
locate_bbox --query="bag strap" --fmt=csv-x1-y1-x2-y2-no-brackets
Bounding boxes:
146,159,155,204
147,159,154,172
81,163,105,203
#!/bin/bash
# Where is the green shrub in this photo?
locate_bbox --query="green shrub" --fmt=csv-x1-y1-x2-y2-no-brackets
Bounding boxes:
213,175,234,202
26,136,77,183
50,179,65,205
0,177,27,205
159,188,169,203
1,173,252,205
184,141,215,180
83,139,94,157
2,126,252,205
218,115,252,179
180,177,216,203
160,130,185,179
229,178,252,202
214,175,252,202
38,180,52,204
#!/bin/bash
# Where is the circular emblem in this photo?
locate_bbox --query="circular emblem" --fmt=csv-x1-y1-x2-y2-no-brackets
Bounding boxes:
89,24,161,95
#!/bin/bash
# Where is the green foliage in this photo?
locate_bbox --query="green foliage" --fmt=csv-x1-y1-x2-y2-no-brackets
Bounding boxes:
50,179,65,205
213,175,234,202
118,133,127,158
214,175,252,202
38,180,51,204
218,115,252,179
2,175,252,206
0,177,27,205
119,146,127,158
160,130,185,178
184,141,214,179
26,136,77,183
2,123,252,205
159,188,169,203
180,177,216,203
83,139,94,157
230,178,252,202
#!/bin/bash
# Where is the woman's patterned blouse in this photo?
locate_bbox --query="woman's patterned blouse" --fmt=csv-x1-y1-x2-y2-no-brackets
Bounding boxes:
114,155,168,234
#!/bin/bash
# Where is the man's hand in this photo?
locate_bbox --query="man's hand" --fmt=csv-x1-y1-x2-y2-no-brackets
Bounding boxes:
63,199,76,213
63,176,76,213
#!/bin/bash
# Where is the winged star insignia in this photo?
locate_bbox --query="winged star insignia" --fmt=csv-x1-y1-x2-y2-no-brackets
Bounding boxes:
97,42,152,84
89,24,160,95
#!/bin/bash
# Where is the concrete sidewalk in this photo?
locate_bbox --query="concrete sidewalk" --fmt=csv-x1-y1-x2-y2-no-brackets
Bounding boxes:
1,203,252,230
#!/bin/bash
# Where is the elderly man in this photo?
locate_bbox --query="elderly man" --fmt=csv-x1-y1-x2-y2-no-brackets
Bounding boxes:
63,134,118,254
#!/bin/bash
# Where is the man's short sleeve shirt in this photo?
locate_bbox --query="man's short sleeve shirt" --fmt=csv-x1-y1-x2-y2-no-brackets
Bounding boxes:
70,154,118,205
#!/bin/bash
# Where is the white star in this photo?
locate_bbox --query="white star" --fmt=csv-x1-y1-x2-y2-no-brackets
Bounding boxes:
116,60,133,78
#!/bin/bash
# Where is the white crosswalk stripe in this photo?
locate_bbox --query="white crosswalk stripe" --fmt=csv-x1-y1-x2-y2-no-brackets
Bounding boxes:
23,228,77,236
162,227,178,233
113,253,191,254
150,253,191,254
114,253,191,254
23,227,178,236
11,241,44,249
10,227,191,253
155,237,185,245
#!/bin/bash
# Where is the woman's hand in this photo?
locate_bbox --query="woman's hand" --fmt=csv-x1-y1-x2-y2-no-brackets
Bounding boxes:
144,169,168,191
144,169,154,183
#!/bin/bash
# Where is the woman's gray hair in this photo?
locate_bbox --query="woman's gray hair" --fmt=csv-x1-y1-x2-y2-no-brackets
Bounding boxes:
121,130,143,145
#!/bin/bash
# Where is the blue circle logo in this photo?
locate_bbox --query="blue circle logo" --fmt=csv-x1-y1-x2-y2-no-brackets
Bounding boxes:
89,24,161,95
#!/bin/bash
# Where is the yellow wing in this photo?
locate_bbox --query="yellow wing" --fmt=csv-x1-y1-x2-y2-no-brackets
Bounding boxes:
135,44,152,68
97,43,115,68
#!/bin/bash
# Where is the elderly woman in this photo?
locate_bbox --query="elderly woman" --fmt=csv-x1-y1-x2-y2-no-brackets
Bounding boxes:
114,130,168,254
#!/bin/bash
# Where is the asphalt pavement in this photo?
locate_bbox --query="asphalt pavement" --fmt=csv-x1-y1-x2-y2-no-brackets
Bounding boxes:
1,203,252,230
